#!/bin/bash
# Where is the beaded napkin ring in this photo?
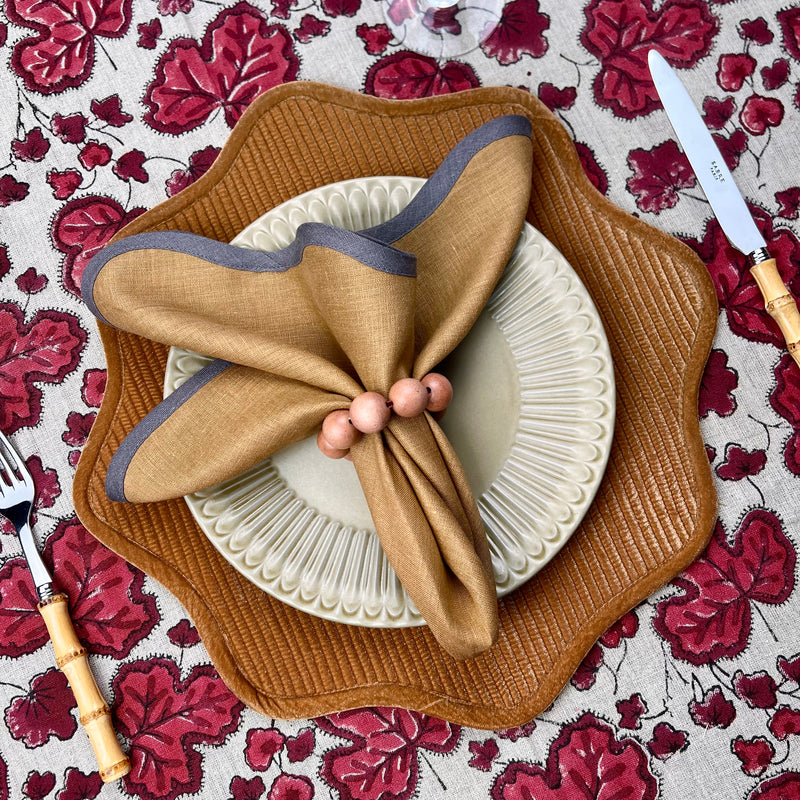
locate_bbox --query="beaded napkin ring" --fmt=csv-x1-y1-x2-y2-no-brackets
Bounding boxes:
317,374,453,459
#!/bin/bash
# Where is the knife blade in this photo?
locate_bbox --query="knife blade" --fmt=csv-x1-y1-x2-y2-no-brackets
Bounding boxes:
648,49,800,368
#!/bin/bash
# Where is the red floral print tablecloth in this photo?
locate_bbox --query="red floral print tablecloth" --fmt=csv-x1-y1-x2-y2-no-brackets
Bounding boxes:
1,0,800,798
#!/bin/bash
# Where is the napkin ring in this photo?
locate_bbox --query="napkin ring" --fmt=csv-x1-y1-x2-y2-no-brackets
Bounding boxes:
317,373,452,459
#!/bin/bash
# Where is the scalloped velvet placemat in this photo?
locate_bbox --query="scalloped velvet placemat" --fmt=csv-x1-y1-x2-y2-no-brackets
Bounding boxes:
74,83,717,730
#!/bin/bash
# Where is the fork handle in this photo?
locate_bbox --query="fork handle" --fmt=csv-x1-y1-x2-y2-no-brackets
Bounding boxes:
38,594,131,783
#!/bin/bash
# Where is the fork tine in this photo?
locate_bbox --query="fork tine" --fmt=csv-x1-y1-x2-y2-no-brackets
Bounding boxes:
0,430,33,490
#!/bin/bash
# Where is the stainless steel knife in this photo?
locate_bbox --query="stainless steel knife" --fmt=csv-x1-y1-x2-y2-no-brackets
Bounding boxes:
648,49,800,368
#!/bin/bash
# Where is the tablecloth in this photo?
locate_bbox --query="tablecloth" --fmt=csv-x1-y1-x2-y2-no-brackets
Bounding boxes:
1,0,799,798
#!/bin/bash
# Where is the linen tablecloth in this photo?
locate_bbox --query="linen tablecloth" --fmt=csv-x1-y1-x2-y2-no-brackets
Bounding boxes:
1,1,799,798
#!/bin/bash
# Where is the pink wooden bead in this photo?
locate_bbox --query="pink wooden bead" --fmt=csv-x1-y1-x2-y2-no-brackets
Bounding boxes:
316,429,349,459
421,373,453,413
349,391,391,434
321,409,362,450
388,378,429,418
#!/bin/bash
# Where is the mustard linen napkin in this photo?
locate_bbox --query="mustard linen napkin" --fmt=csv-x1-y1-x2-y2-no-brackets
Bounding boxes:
82,115,533,658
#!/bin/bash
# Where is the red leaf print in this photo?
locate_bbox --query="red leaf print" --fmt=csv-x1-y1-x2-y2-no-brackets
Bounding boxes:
538,83,576,111
570,642,603,689
770,354,800,475
47,169,82,200
166,145,220,196
79,141,112,170
740,95,784,136
16,267,48,295
762,59,790,91
12,128,50,162
143,3,299,134
365,52,479,98
56,768,102,800
294,14,330,43
321,0,360,16
356,23,392,55
733,736,774,777
158,0,193,15
267,774,313,800
51,113,87,144
778,653,800,684
114,659,243,800
51,195,144,298
0,559,48,656
580,0,717,118
0,247,9,281
712,128,748,172
700,349,738,418
246,728,286,771
716,53,756,92
626,139,695,213
319,707,460,800
684,207,800,348
5,668,77,747
750,773,800,800
716,444,766,480
90,94,132,126
479,0,549,65
599,610,639,647
230,776,266,800
646,722,688,761
80,368,106,407
497,720,536,741
776,187,800,220
0,175,30,206
285,728,315,762
733,670,778,709
167,618,200,648
703,96,736,130
574,142,608,195
0,303,86,433
492,713,657,800
137,17,162,49
41,518,159,657
7,0,132,94
113,150,148,183
468,738,499,771
740,17,773,47
23,771,56,800
770,707,800,740
653,510,796,665
779,8,800,62
688,685,736,729
617,693,646,729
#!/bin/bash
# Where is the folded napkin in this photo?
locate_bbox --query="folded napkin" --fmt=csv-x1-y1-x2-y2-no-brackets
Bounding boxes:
82,115,533,659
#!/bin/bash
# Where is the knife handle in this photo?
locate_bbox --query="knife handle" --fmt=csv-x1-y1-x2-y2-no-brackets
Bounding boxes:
38,594,131,783
750,258,800,369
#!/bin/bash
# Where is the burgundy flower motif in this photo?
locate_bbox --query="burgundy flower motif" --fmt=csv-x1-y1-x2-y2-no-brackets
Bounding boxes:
0,303,86,434
761,59,790,91
47,169,82,200
617,693,647,729
492,713,657,800
778,7,800,61
113,150,148,183
653,510,796,665
770,707,800,740
776,187,800,220
81,368,106,408
51,195,145,298
740,17,773,46
0,21,6,46
0,246,9,280
599,610,638,647
144,4,299,134
468,738,499,771
321,0,360,16
716,444,767,480
137,17,162,48
294,14,330,43
716,53,756,92
580,0,717,118
56,768,102,800
7,0,132,94
0,175,30,207
574,142,608,196
267,774,313,800
23,771,56,800
732,736,774,777
699,349,738,418
91,95,133,127
286,728,315,762
571,643,603,690
778,653,800,684
114,658,243,800
365,52,478,98
688,686,735,729
12,128,50,162
51,113,87,144
497,720,536,741
480,0,549,65
78,141,112,170
271,0,298,19
246,728,286,771
627,139,695,213
167,618,200,648
750,773,800,800
159,0,193,13
230,776,266,800
61,411,95,447
16,267,47,295
684,205,800,348
647,722,688,761
702,96,736,130
733,670,778,709
740,95,784,136
319,707,460,800
166,145,220,197
422,5,460,35
712,128,748,171
356,23,392,56
538,83,576,111
5,668,77,747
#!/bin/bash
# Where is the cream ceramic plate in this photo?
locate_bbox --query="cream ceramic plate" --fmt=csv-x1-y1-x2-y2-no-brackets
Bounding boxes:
165,177,615,627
